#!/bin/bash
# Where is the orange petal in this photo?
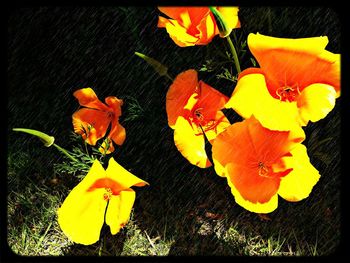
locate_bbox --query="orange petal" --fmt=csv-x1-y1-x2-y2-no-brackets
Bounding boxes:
73,88,110,111
105,96,123,118
173,116,211,168
247,33,340,95
72,108,110,145
108,120,126,146
225,167,279,214
226,163,280,204
197,80,229,119
166,69,199,127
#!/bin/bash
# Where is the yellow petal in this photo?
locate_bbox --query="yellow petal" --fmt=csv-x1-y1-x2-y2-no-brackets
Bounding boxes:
173,116,211,168
105,190,136,235
297,83,336,125
106,158,149,189
57,160,108,245
158,16,198,47
226,164,278,213
216,7,240,31
278,144,320,202
226,72,301,131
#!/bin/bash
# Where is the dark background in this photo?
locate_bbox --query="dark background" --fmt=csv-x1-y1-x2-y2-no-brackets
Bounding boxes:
6,6,343,257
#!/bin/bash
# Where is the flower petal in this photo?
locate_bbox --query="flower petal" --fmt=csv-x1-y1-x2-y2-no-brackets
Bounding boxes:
166,69,199,127
216,7,240,32
195,11,216,45
109,120,126,146
226,163,278,214
247,33,340,95
278,144,320,202
157,16,199,47
105,190,136,235
73,88,110,111
225,71,302,132
173,116,211,168
72,108,110,145
297,83,336,125
106,158,149,189
204,111,231,142
57,160,107,245
197,80,229,119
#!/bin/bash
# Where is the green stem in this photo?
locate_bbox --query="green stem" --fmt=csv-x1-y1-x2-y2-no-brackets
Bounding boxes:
226,35,241,74
52,144,78,162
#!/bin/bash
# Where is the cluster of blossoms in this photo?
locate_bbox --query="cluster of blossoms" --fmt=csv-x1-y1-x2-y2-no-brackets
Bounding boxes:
158,7,340,213
58,88,148,245
15,6,339,246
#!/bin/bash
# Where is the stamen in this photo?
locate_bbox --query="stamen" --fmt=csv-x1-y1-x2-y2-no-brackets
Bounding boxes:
275,84,301,102
258,162,269,177
103,187,113,201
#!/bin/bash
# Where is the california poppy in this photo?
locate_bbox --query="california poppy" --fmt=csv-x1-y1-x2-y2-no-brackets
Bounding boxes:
225,33,340,131
166,69,230,168
212,116,320,213
157,7,240,47
57,158,148,245
72,88,126,154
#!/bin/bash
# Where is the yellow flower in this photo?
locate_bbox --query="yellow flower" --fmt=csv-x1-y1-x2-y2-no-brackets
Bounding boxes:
226,33,340,131
57,158,148,245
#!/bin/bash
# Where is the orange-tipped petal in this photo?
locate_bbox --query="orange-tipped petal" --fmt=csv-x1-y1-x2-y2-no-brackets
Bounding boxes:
173,116,211,168
247,33,340,95
72,108,110,145
166,70,199,127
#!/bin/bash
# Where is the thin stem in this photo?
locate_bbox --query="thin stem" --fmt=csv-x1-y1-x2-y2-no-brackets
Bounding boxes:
53,144,78,162
226,35,241,74
165,73,174,82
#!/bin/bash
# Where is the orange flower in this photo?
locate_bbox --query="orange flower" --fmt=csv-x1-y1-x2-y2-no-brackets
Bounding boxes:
157,7,240,47
166,69,230,168
212,116,320,213
226,33,340,131
72,88,126,154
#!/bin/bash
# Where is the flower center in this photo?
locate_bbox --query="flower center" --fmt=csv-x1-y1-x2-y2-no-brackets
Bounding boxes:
276,85,301,102
258,162,270,177
107,111,115,120
103,187,113,201
189,107,223,135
